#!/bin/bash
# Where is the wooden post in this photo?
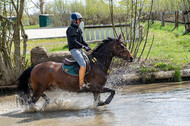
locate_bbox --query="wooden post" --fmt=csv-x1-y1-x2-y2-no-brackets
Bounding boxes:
175,11,179,28
183,11,190,33
151,12,154,24
161,12,165,26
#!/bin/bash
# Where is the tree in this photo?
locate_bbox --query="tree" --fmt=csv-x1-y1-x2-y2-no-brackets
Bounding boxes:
29,0,44,14
110,0,154,60
0,0,27,85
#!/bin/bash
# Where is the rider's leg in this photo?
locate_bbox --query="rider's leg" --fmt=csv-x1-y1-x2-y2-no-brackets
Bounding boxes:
70,49,89,92
79,65,87,89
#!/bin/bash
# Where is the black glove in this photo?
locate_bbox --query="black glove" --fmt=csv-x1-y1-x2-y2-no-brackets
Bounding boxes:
83,46,91,52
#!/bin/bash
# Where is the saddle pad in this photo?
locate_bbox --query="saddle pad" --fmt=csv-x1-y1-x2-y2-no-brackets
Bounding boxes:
62,57,90,76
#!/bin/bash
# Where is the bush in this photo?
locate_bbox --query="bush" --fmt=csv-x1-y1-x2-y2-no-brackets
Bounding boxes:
173,70,182,82
154,62,180,71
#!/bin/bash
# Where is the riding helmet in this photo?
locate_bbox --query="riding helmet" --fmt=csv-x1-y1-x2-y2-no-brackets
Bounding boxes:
70,12,82,22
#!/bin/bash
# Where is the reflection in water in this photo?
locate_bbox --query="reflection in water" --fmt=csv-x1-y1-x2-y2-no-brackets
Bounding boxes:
0,82,190,126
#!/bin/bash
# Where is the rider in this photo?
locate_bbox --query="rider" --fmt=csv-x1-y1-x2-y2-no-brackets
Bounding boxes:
66,12,91,92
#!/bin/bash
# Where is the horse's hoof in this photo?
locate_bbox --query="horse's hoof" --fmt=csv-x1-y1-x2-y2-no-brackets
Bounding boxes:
97,101,105,106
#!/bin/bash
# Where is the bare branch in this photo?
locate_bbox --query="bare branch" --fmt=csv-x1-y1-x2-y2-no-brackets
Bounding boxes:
138,0,154,62
0,14,13,25
145,35,154,61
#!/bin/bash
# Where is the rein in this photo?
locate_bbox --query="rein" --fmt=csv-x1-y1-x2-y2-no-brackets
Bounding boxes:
86,39,125,74
88,51,111,74
91,51,111,57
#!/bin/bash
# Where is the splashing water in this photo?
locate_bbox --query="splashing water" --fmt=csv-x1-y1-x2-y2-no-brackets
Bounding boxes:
21,90,98,113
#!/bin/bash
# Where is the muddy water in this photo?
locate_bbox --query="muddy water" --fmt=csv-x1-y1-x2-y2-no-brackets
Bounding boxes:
1,82,190,126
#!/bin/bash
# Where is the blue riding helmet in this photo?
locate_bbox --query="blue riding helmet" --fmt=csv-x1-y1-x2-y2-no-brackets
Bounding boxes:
70,12,82,22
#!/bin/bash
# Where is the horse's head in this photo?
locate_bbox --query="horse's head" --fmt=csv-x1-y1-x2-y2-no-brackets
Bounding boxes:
112,34,133,62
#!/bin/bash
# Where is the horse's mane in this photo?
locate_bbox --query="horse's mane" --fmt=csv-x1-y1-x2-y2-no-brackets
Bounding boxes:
93,37,115,52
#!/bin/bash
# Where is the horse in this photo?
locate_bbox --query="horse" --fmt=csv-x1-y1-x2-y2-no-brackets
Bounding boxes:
17,34,133,107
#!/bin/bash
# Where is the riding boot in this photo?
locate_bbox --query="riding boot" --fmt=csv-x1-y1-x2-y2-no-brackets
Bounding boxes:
78,66,89,93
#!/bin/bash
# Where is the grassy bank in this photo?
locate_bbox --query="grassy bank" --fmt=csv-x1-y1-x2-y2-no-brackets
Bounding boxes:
135,21,189,70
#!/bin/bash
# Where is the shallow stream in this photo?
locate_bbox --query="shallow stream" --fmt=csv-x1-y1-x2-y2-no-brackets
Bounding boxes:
0,82,190,126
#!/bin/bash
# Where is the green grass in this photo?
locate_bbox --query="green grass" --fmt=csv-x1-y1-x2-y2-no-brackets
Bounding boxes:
140,21,190,68
25,38,67,52
48,42,99,52
24,25,40,29
173,70,182,82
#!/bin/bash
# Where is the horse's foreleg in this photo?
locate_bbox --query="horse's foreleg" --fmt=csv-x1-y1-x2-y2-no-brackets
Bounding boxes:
97,88,115,106
93,93,100,105
87,83,115,106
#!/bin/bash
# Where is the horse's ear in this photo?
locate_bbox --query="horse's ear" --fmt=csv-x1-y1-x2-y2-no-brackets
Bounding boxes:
117,34,122,41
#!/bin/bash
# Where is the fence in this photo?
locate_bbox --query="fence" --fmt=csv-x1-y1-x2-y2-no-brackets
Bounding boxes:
143,11,190,25
81,24,141,42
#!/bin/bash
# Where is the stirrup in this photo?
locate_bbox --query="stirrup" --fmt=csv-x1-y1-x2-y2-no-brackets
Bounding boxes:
78,83,89,93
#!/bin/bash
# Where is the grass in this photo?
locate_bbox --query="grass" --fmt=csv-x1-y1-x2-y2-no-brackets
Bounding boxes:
25,38,67,52
24,25,40,29
139,21,190,68
25,38,99,53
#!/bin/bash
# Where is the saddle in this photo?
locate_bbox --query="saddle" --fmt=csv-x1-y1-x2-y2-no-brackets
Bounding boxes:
62,58,90,76
64,58,77,66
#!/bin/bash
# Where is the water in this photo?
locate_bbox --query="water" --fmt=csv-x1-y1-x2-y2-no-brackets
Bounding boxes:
1,82,190,126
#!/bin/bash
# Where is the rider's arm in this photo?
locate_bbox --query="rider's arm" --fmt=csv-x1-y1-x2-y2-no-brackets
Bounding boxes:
81,36,89,47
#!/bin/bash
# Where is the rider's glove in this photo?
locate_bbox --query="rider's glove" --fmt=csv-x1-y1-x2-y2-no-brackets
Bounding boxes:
83,45,91,52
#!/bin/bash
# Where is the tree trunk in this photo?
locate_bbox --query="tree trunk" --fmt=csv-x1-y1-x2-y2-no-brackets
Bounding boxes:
0,0,27,85
40,0,44,14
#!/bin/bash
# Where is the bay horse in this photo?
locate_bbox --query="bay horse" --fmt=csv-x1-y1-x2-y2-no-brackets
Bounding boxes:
17,34,133,107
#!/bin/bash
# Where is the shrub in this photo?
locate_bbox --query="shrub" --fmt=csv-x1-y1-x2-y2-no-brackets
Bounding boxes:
173,70,182,82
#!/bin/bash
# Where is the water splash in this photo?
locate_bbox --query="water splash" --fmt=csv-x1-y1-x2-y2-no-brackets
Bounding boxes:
22,90,96,112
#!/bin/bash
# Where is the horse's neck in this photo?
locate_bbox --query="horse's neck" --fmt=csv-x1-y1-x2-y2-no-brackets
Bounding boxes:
92,45,113,72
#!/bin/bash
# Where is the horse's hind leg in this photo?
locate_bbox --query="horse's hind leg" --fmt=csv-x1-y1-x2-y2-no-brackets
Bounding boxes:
42,93,50,107
30,90,43,105
28,86,46,106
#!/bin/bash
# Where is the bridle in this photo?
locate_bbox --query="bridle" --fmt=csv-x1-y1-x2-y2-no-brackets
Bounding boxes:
87,40,130,74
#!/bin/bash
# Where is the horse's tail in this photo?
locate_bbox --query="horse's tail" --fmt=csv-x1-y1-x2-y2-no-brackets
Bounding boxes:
17,66,35,106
